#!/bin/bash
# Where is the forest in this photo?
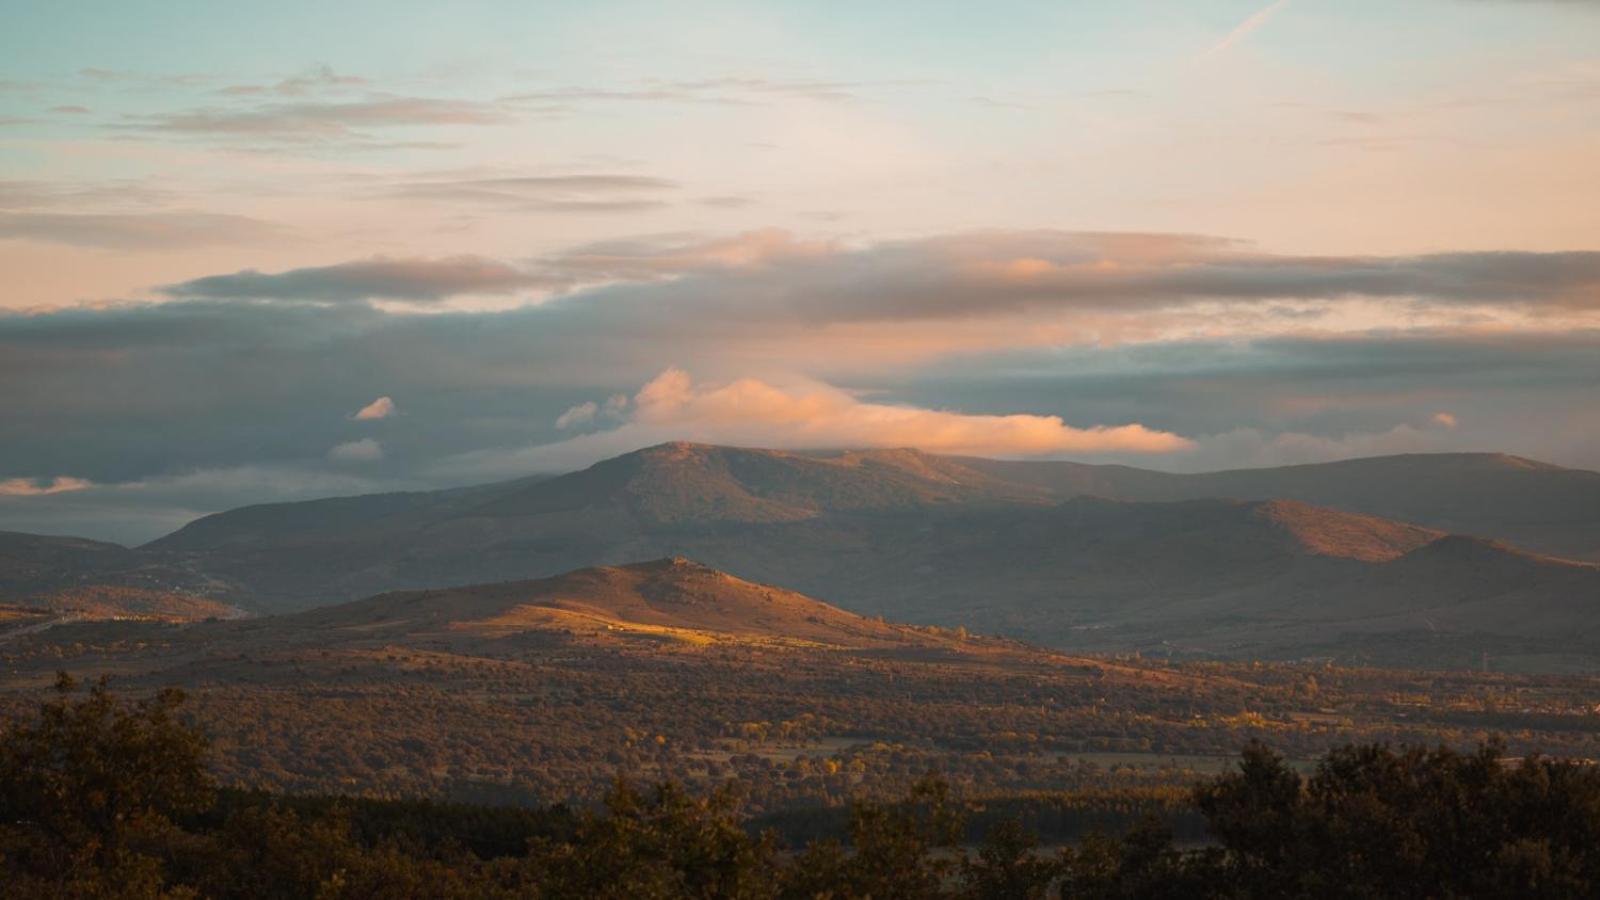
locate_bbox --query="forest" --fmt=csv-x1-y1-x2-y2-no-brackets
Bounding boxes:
5,675,1600,898
5,608,1600,814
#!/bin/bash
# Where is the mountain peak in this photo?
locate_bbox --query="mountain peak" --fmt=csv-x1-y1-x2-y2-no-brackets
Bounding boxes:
1246,498,1442,562
297,558,950,651
636,440,721,458
632,555,721,576
466,441,1050,525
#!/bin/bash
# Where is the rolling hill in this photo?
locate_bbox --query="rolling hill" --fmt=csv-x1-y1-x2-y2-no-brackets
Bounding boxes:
0,531,236,622
285,557,977,653
0,530,136,598
3,556,1598,810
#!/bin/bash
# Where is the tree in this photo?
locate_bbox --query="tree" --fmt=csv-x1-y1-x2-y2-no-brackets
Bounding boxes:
960,817,1059,899
782,773,964,899
523,779,781,899
0,673,213,897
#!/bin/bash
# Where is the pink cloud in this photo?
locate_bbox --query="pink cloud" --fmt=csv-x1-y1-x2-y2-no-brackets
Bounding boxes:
511,368,1193,470
352,396,396,420
0,476,94,496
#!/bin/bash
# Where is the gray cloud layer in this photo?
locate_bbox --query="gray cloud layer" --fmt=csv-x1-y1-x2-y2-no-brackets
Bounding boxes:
163,256,555,303
700,234,1600,320
150,230,1600,314
131,95,511,143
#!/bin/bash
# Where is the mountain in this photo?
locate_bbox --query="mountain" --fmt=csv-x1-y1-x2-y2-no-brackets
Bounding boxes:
14,585,239,623
138,443,1053,608
1146,535,1600,670
701,494,1600,670
958,452,1600,562
12,442,1600,670
285,557,976,653
0,531,230,622
0,530,135,598
153,442,1043,548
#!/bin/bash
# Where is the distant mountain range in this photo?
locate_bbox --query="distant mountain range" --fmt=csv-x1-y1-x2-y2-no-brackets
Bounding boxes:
0,530,237,623
957,451,1600,563
4,442,1599,670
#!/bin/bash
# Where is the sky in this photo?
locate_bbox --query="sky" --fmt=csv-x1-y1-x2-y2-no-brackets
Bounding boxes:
1,0,1598,542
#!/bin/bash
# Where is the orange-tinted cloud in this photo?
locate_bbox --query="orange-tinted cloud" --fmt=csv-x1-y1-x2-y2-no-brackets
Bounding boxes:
352,396,396,420
0,476,94,496
532,367,1193,464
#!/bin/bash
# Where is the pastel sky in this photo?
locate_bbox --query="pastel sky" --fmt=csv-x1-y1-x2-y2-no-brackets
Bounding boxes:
2,0,1598,542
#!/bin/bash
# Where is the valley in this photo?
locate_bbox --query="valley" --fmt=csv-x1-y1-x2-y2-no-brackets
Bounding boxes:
2,557,1597,812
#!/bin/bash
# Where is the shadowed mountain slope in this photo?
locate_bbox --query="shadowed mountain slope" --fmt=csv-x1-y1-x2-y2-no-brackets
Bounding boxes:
958,452,1600,562
0,531,229,621
0,531,134,597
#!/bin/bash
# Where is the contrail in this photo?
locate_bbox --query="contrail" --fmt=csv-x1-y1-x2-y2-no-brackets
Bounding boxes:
1205,0,1291,56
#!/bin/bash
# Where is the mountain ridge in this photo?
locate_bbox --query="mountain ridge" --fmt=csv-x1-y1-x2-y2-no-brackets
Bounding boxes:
8,442,1600,670
285,556,983,653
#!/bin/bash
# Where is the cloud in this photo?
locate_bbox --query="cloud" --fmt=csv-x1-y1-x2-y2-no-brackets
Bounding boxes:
134,96,510,142
544,228,837,282
698,195,757,209
0,464,391,545
163,256,550,303
1432,411,1460,429
0,476,94,496
387,173,678,212
3,231,1600,541
1205,0,1291,56
1181,424,1450,470
148,229,1600,321
219,65,369,98
78,68,210,88
0,179,179,211
0,211,285,249
500,77,901,108
467,368,1193,474
787,234,1600,319
329,438,383,461
555,401,597,429
523,230,1600,328
352,396,396,420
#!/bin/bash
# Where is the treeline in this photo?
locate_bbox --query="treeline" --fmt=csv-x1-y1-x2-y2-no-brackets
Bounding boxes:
4,676,1600,898
756,786,1209,848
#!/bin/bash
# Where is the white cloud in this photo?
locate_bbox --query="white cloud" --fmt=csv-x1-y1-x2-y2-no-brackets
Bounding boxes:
1205,0,1291,57
1180,424,1448,470
555,401,598,429
329,438,384,461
